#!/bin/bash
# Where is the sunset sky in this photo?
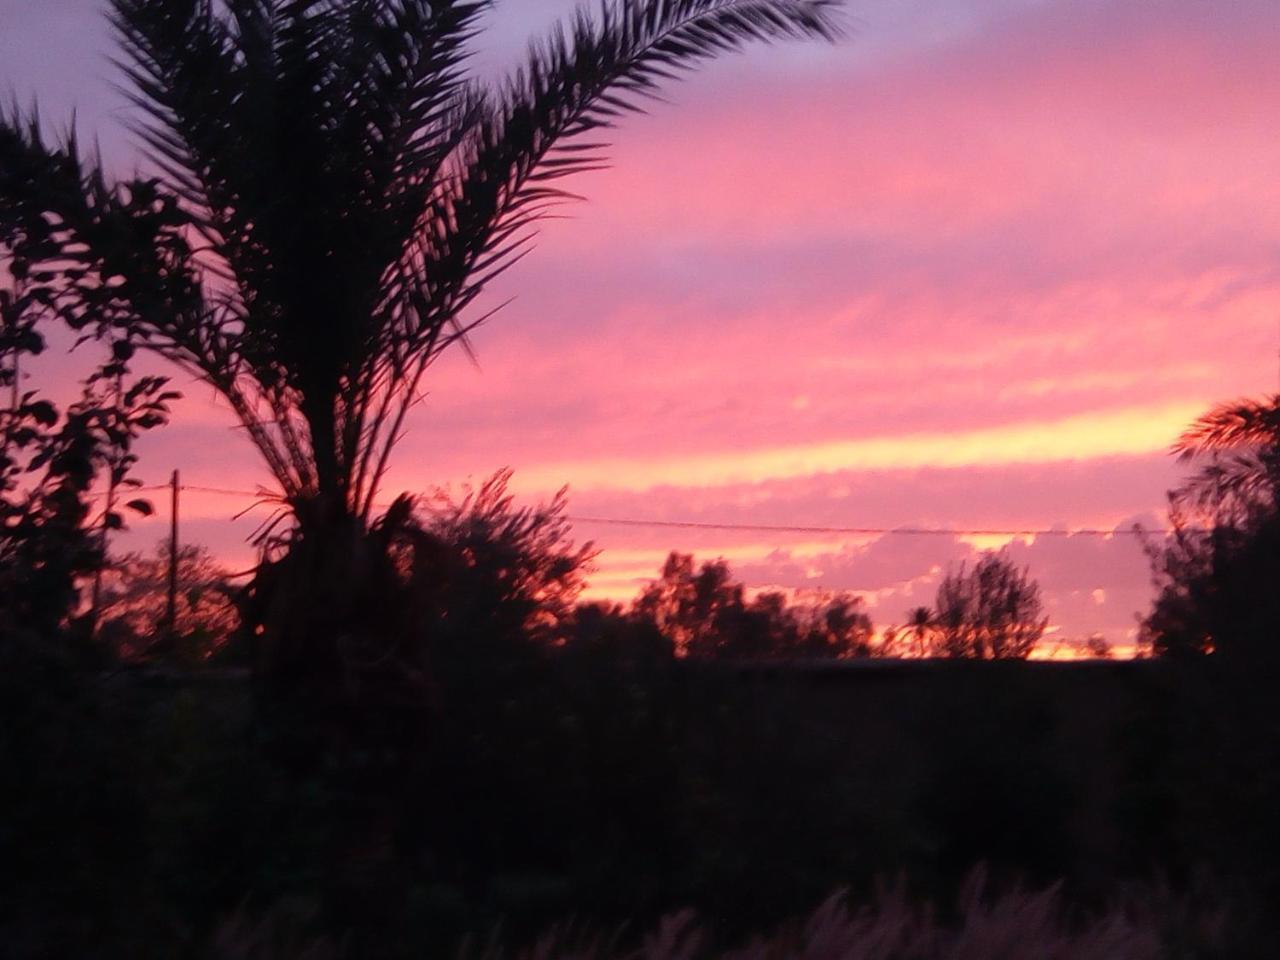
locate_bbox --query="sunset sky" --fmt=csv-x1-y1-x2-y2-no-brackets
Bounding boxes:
3,0,1279,650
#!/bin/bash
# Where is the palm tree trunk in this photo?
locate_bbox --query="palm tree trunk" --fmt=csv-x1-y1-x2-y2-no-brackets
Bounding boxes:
302,387,344,512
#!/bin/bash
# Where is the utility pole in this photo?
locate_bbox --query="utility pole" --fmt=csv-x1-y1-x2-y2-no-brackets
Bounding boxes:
167,469,179,638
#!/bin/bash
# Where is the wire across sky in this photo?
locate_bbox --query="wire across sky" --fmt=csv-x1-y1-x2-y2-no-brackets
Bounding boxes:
92,482,1169,538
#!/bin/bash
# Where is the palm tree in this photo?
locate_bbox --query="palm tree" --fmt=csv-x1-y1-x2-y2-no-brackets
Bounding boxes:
0,0,840,681
1139,395,1280,658
1172,394,1280,524
904,604,933,658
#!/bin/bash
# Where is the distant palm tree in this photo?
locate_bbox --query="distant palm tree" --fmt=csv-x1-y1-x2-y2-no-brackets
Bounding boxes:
1172,393,1280,523
0,0,840,677
905,605,933,658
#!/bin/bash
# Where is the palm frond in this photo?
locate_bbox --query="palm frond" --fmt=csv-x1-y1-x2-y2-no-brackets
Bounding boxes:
1169,394,1280,529
8,0,842,520
409,0,842,339
1173,394,1280,460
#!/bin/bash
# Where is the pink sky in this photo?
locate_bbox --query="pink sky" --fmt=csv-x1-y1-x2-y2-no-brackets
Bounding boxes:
4,0,1279,649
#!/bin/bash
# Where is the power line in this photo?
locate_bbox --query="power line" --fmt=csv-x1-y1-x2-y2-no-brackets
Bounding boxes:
109,481,1167,538
566,516,1160,537
181,484,278,498
85,484,168,498
86,483,272,500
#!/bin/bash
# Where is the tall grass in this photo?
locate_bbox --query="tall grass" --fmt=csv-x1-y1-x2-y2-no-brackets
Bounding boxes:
210,868,1225,959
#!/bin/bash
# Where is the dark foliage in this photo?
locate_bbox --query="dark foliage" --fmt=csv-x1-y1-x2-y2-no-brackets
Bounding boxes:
96,542,242,663
239,468,592,718
1,274,176,640
880,605,936,658
923,551,1047,659
635,551,875,659
1143,394,1280,663
11,651,1280,957
914,668,1074,885
1142,509,1280,662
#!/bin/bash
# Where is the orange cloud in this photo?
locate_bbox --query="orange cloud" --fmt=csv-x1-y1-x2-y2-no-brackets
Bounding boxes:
510,401,1203,494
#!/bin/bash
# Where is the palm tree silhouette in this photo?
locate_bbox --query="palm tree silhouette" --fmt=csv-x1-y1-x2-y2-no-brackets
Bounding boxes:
905,605,933,658
1172,394,1280,523
1,0,840,677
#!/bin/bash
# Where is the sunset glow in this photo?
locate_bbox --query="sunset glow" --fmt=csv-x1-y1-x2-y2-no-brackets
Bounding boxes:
4,0,1278,650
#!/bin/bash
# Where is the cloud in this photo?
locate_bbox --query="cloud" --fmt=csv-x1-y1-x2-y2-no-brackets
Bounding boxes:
501,402,1200,493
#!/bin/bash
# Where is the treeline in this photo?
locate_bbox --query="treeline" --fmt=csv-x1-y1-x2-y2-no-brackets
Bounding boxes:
90,544,1062,666
86,509,1061,668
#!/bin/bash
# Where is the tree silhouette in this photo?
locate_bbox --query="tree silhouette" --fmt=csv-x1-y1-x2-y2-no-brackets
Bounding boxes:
635,552,875,659
928,552,1046,660
904,605,934,658
1171,393,1280,524
881,605,934,658
1142,394,1280,659
405,470,596,659
0,0,840,683
2,274,174,640
636,553,743,657
564,600,674,665
787,590,874,658
1083,632,1112,659
96,543,240,662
